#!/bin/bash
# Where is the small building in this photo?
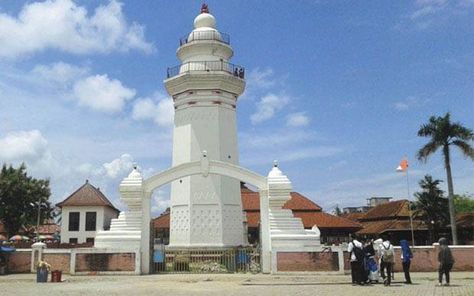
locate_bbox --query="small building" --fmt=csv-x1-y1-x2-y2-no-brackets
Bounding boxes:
342,206,372,214
56,180,120,244
366,197,392,207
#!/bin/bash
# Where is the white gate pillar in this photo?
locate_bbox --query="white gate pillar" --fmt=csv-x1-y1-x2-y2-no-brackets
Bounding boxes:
94,167,144,272
141,191,152,274
258,189,271,273
266,161,321,273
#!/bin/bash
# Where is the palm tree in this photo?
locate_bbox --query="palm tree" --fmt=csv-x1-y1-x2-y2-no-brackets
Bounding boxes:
413,175,449,243
417,112,474,244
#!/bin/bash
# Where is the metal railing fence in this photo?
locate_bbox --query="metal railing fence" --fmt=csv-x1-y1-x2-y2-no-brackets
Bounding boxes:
152,247,260,274
179,30,230,46
166,61,245,79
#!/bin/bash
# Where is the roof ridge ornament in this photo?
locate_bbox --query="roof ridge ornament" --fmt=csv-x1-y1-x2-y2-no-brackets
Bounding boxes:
201,3,209,14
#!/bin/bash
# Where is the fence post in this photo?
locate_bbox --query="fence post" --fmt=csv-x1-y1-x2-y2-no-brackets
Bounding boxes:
70,249,76,275
337,246,345,274
259,188,271,273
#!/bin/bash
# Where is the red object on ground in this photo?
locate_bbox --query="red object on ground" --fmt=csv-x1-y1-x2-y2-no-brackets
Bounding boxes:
51,270,62,282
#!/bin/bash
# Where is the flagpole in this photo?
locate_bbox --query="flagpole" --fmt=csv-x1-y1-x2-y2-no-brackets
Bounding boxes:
406,165,416,246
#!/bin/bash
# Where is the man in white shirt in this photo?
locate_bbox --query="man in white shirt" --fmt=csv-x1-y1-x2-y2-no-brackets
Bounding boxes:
347,235,364,285
379,236,395,286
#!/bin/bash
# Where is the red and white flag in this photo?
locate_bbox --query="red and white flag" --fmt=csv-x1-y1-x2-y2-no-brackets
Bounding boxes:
396,158,408,172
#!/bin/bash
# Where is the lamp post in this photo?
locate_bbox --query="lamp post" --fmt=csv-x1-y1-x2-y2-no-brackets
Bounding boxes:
35,200,41,241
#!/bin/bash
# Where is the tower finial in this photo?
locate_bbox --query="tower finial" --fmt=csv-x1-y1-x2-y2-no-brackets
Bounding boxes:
201,3,209,14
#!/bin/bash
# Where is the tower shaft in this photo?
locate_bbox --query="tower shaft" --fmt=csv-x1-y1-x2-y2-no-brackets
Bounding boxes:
164,8,246,247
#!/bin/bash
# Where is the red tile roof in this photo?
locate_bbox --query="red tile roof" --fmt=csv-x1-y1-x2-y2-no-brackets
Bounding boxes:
341,212,366,222
361,200,410,221
241,186,322,211
56,180,119,212
456,212,474,228
293,212,361,229
153,212,170,229
357,219,427,235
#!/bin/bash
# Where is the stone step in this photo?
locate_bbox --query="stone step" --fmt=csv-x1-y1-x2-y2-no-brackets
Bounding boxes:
111,221,141,226
271,230,307,235
270,226,304,230
269,219,302,224
270,224,304,228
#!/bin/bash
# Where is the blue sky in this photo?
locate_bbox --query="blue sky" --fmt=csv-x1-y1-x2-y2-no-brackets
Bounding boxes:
0,0,473,216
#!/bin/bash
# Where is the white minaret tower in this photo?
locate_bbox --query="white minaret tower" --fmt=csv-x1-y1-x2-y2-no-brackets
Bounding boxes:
164,5,246,248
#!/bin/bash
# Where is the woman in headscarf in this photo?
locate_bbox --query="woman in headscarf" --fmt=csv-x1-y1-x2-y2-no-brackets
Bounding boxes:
399,239,413,284
438,237,455,286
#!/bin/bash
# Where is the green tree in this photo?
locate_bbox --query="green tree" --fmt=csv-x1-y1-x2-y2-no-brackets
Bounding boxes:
0,163,52,237
417,112,474,244
454,194,474,214
333,205,342,216
413,175,449,243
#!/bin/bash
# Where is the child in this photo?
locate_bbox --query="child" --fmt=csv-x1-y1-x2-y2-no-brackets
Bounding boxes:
400,239,413,284
438,237,454,286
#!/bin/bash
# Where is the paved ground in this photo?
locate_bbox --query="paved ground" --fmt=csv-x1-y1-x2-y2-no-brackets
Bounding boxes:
1,272,473,296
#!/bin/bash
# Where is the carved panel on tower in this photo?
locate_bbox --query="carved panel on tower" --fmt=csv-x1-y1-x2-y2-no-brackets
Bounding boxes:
190,206,221,243
170,206,189,243
222,205,244,244
175,108,218,125
192,190,217,203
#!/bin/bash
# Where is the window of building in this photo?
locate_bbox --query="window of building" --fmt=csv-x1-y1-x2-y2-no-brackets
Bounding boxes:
85,212,97,231
86,237,94,244
68,212,80,231
69,238,78,244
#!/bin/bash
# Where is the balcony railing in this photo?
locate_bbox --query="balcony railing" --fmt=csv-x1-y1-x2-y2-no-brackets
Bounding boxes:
167,61,245,79
179,30,230,46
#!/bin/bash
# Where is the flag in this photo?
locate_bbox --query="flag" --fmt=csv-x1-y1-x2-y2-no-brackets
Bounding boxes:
396,158,408,172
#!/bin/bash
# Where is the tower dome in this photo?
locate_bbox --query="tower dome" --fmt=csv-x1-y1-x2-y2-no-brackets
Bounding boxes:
194,13,216,29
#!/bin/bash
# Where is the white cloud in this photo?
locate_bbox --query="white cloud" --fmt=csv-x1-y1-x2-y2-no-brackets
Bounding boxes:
278,146,344,162
32,62,89,85
132,93,174,127
151,190,171,215
28,62,137,113
0,0,154,59
396,0,472,30
0,130,48,162
0,129,62,181
392,96,429,111
73,74,136,113
393,102,409,111
240,130,318,149
100,153,134,179
286,112,310,127
246,68,276,90
250,93,290,124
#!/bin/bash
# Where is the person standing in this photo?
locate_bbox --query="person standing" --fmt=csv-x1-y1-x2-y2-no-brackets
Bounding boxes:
400,239,413,284
364,239,379,283
438,237,454,286
348,236,365,285
379,237,395,286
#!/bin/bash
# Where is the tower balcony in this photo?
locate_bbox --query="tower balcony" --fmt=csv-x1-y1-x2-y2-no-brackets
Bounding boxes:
179,30,230,46
167,61,245,79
